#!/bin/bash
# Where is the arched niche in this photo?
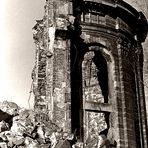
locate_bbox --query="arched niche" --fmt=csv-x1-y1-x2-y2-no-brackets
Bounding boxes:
82,46,113,145
70,43,115,143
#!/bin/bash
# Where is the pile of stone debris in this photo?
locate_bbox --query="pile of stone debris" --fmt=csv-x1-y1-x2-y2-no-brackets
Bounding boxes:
0,101,76,148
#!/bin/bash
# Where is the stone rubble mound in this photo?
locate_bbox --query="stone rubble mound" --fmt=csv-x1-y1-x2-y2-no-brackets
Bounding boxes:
0,101,75,148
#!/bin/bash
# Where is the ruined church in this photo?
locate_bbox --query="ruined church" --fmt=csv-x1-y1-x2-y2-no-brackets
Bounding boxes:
32,0,148,147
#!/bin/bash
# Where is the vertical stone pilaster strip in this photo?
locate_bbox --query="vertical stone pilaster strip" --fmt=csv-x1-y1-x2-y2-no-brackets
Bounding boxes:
33,44,39,103
65,40,71,132
45,0,54,119
109,50,123,147
46,57,54,119
136,43,148,148
117,38,139,148
45,0,72,132
116,39,126,148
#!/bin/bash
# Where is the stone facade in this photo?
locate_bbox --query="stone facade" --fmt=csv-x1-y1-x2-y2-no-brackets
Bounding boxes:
32,0,148,147
124,0,148,125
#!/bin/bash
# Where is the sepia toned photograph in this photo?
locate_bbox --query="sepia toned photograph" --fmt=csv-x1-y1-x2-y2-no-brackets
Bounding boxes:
0,0,148,147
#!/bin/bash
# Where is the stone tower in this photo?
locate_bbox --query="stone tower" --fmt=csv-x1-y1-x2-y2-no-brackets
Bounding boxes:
32,0,148,147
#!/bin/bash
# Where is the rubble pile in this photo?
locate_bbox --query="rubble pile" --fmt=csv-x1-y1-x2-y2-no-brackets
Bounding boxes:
0,101,75,148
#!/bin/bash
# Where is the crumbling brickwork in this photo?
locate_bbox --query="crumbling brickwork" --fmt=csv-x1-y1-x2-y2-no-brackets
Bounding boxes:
32,0,73,133
32,0,148,147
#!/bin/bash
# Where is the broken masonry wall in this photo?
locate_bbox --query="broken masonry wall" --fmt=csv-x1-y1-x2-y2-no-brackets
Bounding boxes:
32,0,73,133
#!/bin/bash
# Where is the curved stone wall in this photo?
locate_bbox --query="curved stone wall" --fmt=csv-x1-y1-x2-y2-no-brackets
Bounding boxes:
124,0,148,124
71,0,148,147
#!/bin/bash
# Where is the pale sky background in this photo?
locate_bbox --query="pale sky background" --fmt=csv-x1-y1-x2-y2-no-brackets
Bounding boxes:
0,0,45,108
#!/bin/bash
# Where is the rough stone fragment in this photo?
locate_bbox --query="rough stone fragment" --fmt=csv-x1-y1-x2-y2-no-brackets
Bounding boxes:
57,140,70,148
0,101,20,115
18,109,30,119
49,132,57,148
0,132,8,142
4,131,16,142
74,142,84,148
10,120,26,136
0,121,9,133
24,137,39,148
39,144,51,148
0,142,8,148
37,125,45,139
11,136,25,146
0,101,68,148
17,146,26,148
7,141,14,148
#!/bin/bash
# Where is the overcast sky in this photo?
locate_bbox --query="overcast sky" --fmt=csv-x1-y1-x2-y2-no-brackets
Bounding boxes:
0,0,45,108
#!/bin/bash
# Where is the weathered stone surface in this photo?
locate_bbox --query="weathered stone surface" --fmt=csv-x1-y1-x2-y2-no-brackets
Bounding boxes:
0,101,78,148
0,121,9,133
0,142,8,148
10,119,27,136
7,140,14,147
0,101,20,115
97,134,110,148
74,142,84,148
123,0,148,124
24,137,39,148
10,136,25,146
0,131,8,142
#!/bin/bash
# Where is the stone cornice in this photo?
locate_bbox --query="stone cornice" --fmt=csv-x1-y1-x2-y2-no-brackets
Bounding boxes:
73,0,148,42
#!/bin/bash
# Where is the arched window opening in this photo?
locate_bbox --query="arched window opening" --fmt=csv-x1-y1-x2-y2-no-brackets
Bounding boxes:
82,50,110,145
70,45,111,144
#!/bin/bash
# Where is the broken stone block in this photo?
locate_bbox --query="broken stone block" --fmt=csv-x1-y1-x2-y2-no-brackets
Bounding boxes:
37,126,45,139
17,146,26,148
24,137,39,148
39,144,51,148
0,101,20,116
10,120,27,136
25,125,35,136
0,121,9,133
7,141,14,148
4,131,15,142
0,132,8,142
54,139,73,148
0,142,8,148
49,132,57,148
26,110,37,123
18,109,30,119
44,130,53,139
36,137,46,145
74,142,84,148
11,136,25,146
